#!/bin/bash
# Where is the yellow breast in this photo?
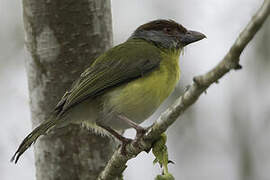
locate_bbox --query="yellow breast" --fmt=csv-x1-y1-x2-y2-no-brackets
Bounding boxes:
103,48,181,125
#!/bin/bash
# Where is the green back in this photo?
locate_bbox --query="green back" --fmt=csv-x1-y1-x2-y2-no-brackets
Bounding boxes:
55,39,162,114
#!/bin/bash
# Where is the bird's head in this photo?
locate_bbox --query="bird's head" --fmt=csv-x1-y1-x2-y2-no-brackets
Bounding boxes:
130,19,206,49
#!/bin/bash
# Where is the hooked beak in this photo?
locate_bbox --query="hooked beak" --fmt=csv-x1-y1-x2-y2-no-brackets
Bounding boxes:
180,30,206,46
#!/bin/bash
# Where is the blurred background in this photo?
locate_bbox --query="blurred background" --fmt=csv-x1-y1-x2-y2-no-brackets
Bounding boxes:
1,0,269,179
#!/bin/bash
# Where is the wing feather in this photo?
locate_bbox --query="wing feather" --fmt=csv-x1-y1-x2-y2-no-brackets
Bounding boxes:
55,39,161,114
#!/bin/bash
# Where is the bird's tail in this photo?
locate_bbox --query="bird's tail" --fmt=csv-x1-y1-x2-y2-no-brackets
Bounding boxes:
11,115,60,163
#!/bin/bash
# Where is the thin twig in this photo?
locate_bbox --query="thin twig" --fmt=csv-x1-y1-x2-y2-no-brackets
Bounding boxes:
98,1,270,179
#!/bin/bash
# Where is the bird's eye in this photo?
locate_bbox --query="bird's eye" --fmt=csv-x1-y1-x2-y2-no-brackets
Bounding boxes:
163,28,172,33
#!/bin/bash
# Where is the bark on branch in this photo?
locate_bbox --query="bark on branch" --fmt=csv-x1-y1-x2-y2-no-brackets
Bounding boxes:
98,1,270,179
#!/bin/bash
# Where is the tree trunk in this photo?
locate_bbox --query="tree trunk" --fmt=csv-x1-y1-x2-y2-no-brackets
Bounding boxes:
22,0,116,179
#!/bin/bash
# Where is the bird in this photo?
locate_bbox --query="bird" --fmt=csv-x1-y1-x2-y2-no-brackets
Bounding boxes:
11,19,205,163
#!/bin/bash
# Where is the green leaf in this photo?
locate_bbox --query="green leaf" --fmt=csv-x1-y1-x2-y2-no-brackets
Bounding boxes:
152,133,170,174
155,173,175,180
152,133,175,179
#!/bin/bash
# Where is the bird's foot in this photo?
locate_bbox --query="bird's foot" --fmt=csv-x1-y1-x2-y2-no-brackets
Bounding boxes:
119,137,133,155
118,114,148,147
97,123,133,155
118,114,147,140
134,127,147,140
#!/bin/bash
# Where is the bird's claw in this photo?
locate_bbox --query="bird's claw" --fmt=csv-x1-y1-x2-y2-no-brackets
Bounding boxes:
120,137,133,155
135,127,147,140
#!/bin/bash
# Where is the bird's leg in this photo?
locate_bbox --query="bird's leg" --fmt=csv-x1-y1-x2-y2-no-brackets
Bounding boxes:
118,115,147,140
98,124,131,155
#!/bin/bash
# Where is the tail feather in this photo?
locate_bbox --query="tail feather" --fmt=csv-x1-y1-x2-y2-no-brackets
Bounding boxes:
11,118,58,163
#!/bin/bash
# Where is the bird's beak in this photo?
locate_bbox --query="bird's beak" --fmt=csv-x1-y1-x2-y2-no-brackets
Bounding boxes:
180,30,206,46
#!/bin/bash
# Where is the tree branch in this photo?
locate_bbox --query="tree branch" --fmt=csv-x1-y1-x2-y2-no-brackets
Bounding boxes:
98,1,270,179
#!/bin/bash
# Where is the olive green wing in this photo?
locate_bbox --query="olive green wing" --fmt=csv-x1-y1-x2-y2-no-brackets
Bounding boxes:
55,40,162,114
